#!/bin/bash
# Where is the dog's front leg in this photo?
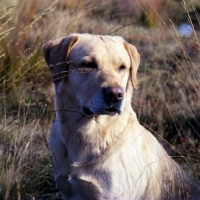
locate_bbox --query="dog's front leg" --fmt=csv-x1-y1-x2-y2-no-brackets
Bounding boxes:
56,174,103,200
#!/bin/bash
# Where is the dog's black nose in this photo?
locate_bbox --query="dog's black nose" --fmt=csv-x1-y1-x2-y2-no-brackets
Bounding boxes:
104,86,124,103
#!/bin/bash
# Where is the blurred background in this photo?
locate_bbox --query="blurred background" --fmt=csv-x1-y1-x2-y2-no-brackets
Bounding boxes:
0,0,200,199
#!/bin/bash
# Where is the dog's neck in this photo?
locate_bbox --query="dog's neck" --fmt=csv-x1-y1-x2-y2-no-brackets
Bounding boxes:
55,102,136,165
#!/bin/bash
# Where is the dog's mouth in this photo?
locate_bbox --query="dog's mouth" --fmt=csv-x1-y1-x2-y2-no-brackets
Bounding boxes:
82,107,94,116
83,106,120,116
103,107,120,114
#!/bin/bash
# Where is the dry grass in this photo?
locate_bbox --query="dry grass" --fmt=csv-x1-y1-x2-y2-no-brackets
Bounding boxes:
0,0,199,199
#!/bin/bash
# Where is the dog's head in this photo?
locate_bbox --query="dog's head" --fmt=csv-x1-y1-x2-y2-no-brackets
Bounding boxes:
43,33,140,116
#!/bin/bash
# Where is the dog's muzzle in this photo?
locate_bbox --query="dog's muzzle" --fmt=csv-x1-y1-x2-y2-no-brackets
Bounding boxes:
83,86,124,116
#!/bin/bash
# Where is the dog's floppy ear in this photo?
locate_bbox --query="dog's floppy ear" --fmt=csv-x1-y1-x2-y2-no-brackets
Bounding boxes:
124,42,140,89
43,35,78,83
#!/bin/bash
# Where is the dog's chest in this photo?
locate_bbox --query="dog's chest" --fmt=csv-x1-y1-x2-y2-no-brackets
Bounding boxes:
70,143,150,199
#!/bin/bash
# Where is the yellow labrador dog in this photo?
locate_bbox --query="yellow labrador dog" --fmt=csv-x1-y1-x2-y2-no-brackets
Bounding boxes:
43,33,200,200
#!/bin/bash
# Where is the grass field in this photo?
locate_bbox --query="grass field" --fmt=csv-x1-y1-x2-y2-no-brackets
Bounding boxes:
0,0,200,199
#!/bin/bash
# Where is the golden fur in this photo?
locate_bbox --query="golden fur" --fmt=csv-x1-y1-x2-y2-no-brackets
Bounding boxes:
43,33,200,200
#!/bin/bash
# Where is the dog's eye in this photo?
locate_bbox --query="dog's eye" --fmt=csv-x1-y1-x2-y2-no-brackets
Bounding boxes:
81,62,97,69
118,65,127,71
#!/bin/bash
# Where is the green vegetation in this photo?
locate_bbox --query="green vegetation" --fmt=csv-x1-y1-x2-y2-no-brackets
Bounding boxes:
0,0,199,199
